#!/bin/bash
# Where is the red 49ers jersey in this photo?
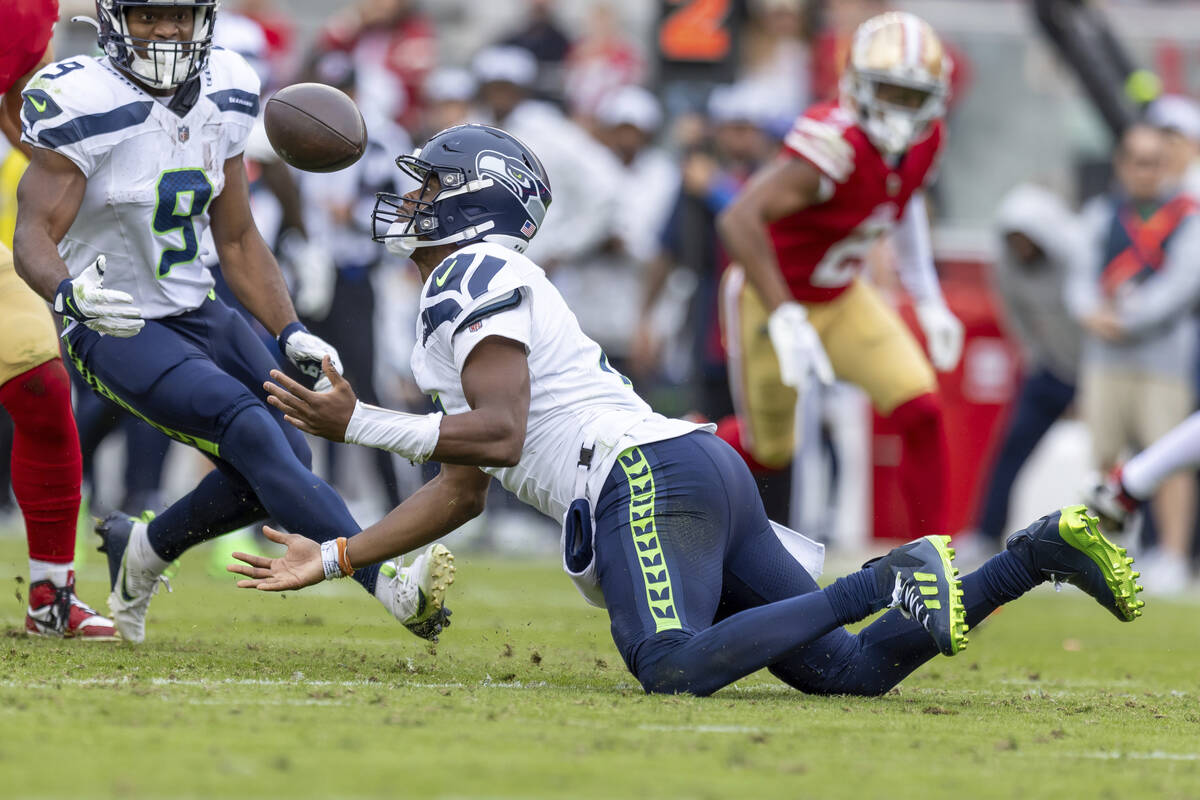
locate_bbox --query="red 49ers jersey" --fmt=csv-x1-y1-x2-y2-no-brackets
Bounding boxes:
770,100,944,303
0,0,58,94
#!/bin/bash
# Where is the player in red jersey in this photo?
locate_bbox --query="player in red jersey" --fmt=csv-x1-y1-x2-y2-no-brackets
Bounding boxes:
0,0,116,638
717,11,964,534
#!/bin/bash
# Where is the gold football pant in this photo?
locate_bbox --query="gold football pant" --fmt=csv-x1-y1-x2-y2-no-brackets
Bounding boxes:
0,244,60,388
720,269,936,469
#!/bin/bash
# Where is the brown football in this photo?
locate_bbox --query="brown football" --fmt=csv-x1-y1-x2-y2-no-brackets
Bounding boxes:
264,83,366,172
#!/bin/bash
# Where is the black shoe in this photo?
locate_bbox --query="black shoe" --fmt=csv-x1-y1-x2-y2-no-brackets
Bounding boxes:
1006,505,1144,622
866,535,968,656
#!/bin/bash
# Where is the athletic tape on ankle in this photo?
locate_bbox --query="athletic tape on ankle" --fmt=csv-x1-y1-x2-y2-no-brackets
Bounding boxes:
344,401,442,464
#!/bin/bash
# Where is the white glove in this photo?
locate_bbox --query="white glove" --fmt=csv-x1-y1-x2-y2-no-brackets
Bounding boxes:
767,302,834,389
278,322,344,392
53,255,144,338
916,301,964,372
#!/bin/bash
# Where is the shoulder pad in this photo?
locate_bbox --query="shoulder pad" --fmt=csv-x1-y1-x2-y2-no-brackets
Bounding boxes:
204,48,261,116
21,58,151,152
783,115,856,184
419,246,525,345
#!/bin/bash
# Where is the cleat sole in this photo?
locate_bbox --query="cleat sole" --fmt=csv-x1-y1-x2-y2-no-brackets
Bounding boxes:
926,535,969,656
1058,505,1145,622
424,544,456,617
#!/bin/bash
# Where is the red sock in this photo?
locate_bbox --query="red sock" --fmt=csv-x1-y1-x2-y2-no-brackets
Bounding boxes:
0,359,82,563
890,393,948,534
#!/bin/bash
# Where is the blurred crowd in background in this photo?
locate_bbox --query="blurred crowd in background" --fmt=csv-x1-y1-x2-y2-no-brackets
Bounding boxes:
4,0,1200,590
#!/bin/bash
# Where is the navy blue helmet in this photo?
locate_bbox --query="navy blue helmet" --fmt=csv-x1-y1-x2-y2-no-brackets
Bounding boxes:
372,124,552,257
94,0,218,91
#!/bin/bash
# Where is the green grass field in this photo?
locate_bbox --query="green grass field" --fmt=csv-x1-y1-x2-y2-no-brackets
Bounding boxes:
2,532,1199,800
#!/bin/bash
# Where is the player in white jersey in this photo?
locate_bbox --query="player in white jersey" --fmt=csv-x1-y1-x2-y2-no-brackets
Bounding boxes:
233,124,1143,697
12,0,453,643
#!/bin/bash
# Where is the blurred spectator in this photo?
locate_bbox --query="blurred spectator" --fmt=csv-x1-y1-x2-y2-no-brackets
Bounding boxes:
562,2,645,122
299,53,413,512
315,0,436,130
1145,93,1200,199
234,0,297,84
421,67,477,142
810,0,886,101
214,11,272,90
1069,123,1200,593
500,0,572,104
740,0,812,123
554,86,679,374
471,45,621,272
633,84,774,417
970,185,1085,553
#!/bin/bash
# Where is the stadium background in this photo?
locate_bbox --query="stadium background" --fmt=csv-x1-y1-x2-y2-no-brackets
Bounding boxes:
3,0,1199,557
4,2,1200,797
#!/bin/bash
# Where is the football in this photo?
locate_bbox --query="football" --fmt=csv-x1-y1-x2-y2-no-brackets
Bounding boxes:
263,82,367,172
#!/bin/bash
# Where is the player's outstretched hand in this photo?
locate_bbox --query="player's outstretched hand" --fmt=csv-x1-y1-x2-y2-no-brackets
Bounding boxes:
265,356,357,442
228,526,323,591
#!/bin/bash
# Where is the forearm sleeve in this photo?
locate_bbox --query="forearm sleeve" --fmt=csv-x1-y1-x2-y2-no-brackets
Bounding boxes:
344,401,443,464
892,193,944,305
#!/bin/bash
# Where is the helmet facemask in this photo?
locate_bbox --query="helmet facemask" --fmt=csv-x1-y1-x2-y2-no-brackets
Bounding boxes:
96,0,219,92
846,70,947,156
372,125,552,259
372,153,499,258
842,11,949,157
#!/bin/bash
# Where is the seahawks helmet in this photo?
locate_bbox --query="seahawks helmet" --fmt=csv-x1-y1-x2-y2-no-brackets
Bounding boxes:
95,0,219,91
372,124,552,258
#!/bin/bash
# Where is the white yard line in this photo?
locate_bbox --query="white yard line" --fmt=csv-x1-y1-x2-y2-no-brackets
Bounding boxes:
637,724,773,735
1068,751,1200,762
0,676,553,691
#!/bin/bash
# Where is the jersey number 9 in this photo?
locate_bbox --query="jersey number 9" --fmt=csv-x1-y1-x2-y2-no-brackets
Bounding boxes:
153,168,215,279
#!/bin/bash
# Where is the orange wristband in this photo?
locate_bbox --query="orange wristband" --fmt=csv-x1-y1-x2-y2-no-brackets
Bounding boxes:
335,536,355,578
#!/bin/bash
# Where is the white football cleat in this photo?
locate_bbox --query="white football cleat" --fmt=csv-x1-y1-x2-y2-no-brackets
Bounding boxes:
375,543,456,641
97,512,170,644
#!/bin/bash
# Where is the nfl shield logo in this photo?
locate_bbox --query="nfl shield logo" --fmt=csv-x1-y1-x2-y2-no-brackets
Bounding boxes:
178,125,190,143
521,220,536,237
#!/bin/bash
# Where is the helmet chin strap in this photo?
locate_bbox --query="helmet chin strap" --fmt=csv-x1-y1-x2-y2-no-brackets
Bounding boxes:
382,220,497,258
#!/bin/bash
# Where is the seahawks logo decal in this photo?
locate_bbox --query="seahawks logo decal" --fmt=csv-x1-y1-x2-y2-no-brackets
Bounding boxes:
476,149,549,219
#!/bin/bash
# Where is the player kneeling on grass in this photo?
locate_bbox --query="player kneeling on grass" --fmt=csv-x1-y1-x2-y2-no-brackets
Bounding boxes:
233,124,1145,697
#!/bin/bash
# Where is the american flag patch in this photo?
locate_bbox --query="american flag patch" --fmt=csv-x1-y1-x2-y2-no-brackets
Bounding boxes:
468,320,484,332
521,220,537,237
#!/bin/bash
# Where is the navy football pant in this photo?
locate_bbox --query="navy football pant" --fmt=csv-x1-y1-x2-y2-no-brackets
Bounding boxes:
63,297,378,592
593,432,1029,696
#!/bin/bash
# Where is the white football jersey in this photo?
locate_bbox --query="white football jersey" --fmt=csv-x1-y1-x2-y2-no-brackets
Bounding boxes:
411,241,711,522
21,49,260,318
